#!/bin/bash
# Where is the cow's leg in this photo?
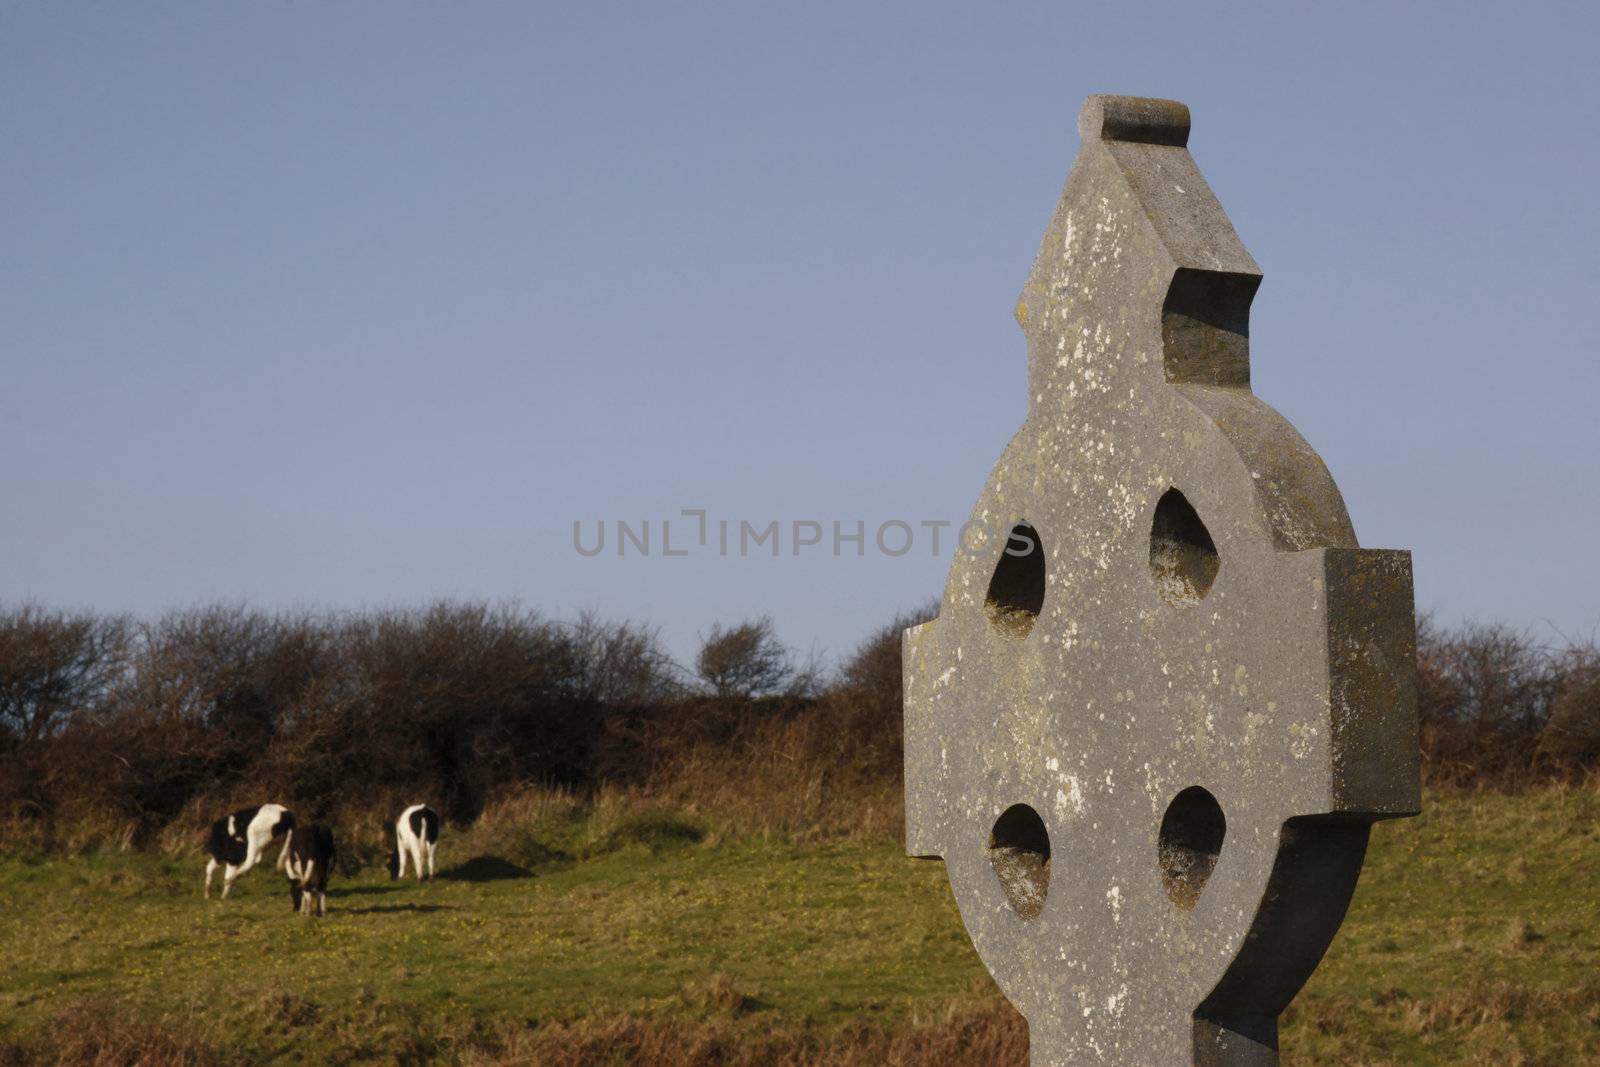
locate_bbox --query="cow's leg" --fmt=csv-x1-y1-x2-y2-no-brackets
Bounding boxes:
299,861,315,915
412,841,425,881
234,850,259,881
221,863,239,899
204,858,217,898
317,891,326,917
396,842,409,880
225,852,257,898
425,842,436,881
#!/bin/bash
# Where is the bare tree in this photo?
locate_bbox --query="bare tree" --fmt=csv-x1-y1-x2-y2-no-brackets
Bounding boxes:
696,617,797,699
838,600,940,713
1539,638,1600,765
0,604,128,751
568,611,682,706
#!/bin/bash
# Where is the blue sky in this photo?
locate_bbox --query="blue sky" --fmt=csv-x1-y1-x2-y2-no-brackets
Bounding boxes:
4,2,1597,665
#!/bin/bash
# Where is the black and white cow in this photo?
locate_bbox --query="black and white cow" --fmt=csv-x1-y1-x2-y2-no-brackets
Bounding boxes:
283,824,336,916
204,803,295,899
389,803,440,881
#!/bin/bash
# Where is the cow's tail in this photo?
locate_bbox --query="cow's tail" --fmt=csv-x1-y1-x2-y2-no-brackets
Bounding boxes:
273,808,298,871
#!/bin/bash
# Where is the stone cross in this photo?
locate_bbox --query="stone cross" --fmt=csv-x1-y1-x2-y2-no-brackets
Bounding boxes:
903,96,1420,1066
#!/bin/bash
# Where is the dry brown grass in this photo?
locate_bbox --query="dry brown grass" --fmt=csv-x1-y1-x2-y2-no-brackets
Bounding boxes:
37,987,1594,1067
0,999,222,1067
0,998,1026,1067
638,712,905,842
461,1006,1027,1067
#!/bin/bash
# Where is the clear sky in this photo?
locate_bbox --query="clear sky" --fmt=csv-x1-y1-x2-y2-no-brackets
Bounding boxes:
4,2,1597,666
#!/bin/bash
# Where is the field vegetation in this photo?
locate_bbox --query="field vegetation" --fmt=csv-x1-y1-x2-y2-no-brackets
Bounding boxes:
1,600,1598,1064
2,788,1597,1066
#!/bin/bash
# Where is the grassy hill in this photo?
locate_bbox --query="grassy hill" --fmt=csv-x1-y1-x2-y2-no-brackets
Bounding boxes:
2,788,1597,1066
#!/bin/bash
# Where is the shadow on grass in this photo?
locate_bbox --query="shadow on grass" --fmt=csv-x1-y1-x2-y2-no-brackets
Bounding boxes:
437,855,534,882
327,884,405,899
342,903,456,915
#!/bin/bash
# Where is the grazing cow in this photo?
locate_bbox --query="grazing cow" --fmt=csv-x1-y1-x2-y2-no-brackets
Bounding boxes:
204,803,295,899
389,803,441,881
283,824,336,916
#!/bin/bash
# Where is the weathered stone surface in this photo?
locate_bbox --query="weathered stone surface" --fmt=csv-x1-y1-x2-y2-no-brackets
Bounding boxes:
903,96,1420,1066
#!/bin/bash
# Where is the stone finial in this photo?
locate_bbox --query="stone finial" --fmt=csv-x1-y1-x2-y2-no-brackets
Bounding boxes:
904,95,1420,1066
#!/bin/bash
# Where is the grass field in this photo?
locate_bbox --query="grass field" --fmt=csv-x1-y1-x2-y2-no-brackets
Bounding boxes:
2,789,1598,1065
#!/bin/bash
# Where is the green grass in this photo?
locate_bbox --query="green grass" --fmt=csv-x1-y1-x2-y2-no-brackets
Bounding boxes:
1281,787,1600,1064
2,789,1598,1065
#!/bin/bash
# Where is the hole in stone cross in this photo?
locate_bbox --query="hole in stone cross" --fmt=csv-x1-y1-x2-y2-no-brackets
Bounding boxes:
1149,489,1219,606
988,804,1050,920
1159,786,1226,910
985,522,1045,638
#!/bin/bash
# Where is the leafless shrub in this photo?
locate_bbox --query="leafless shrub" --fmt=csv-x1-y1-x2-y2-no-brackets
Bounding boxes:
0,604,131,839
1538,638,1600,767
696,617,806,699
5,600,1600,854
568,611,682,706
824,600,940,776
0,603,129,750
1417,615,1600,790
